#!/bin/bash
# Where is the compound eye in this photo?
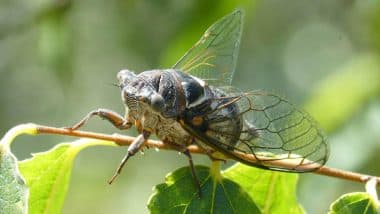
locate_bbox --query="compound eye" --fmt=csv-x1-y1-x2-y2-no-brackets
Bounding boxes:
150,93,165,113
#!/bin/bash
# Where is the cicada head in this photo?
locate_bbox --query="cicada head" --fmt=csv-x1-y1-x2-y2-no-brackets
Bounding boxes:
117,69,138,89
117,69,165,113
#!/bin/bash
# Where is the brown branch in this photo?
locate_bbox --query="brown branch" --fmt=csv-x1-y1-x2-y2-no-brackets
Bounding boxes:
36,125,380,187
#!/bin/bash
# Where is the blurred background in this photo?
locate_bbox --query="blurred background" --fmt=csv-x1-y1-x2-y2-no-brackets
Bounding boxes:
1,0,380,213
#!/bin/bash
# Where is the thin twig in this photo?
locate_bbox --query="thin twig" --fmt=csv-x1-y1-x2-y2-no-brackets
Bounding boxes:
36,125,380,187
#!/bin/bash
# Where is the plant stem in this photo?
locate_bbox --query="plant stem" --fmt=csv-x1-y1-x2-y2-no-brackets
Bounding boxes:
35,124,380,187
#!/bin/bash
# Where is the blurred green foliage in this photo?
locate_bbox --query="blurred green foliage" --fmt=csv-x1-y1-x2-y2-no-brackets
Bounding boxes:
305,54,380,133
1,0,379,213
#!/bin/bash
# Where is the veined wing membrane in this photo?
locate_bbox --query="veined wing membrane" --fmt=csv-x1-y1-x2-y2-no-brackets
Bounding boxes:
183,90,329,172
233,91,329,171
173,10,243,86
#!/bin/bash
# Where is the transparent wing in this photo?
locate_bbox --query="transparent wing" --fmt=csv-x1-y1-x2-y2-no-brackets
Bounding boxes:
233,91,329,171
183,90,329,172
173,10,243,86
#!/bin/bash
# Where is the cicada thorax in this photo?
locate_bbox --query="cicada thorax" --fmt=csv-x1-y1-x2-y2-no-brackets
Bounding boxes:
177,83,244,152
152,70,244,153
183,87,243,150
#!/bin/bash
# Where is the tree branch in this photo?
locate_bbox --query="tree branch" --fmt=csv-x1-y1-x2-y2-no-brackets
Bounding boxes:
35,125,380,187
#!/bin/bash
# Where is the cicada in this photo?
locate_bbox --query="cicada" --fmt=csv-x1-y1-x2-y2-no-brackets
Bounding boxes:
69,10,329,192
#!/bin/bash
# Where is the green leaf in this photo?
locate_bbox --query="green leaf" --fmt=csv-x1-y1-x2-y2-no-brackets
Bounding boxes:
0,146,29,214
223,163,304,214
18,138,116,214
328,192,379,214
0,124,37,213
147,164,261,214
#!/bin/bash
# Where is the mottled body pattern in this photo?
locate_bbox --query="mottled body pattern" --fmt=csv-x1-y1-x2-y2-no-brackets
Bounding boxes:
118,69,242,157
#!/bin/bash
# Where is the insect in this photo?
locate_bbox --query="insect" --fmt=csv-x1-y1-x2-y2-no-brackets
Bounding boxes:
68,9,329,193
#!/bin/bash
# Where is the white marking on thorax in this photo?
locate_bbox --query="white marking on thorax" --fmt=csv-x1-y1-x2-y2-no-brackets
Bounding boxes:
187,94,206,108
180,81,207,108
192,76,206,87
183,75,208,108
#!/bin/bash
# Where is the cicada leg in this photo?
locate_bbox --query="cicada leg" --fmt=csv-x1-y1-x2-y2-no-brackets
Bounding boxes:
108,130,151,184
183,149,202,198
164,139,202,198
67,108,132,130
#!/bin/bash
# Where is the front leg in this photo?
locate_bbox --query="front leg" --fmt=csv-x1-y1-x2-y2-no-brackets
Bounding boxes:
68,108,132,130
108,130,151,184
